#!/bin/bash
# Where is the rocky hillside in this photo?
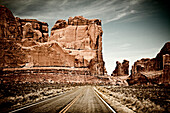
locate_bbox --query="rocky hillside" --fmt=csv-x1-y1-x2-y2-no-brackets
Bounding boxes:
127,42,170,85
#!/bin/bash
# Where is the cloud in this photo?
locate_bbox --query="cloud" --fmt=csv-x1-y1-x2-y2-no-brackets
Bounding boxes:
120,43,131,49
1,0,160,25
104,12,128,24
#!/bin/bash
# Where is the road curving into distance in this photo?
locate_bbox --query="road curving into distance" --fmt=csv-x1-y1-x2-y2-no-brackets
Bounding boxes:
9,86,116,113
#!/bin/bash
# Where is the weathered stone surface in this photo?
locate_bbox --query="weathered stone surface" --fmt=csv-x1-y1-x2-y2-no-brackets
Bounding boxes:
111,60,129,76
1,67,113,84
0,38,27,68
20,19,49,42
128,42,170,85
0,5,22,39
0,6,106,77
0,5,49,42
50,16,105,75
20,41,75,67
162,54,170,83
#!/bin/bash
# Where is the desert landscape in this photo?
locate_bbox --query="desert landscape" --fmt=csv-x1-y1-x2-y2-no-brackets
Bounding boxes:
0,1,170,113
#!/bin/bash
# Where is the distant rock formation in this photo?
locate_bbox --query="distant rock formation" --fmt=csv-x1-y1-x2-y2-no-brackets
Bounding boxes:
0,6,106,76
111,60,129,76
128,42,170,85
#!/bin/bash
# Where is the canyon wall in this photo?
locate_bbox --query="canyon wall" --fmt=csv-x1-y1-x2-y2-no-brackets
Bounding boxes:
0,5,106,76
0,5,49,42
128,42,170,85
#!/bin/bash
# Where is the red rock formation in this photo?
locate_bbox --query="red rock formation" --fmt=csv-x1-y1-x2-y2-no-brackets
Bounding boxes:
162,54,170,83
20,19,49,42
111,60,129,76
50,16,105,75
0,38,27,68
0,5,50,68
0,5,49,42
0,6,106,76
128,42,170,85
21,41,75,67
0,5,22,39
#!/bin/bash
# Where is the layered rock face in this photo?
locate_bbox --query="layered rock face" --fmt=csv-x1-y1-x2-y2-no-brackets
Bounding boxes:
0,5,49,68
111,60,129,76
20,19,49,42
128,42,170,85
0,5,49,42
0,5,22,39
0,6,106,76
50,16,105,75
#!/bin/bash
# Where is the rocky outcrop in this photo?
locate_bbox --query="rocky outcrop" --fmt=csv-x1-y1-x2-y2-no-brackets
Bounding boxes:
111,60,129,76
50,16,105,75
0,6,106,76
0,38,27,68
21,41,75,67
128,42,170,85
20,19,49,42
0,5,50,68
0,5,49,42
0,5,22,39
162,54,170,83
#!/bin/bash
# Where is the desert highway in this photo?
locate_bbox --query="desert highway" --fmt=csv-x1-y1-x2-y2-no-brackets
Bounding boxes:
9,86,116,113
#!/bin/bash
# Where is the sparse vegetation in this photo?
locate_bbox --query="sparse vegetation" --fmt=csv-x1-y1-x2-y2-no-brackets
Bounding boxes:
96,86,170,113
0,82,83,112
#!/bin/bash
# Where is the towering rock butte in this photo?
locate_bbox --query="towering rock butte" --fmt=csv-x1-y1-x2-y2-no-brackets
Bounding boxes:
111,60,129,76
0,5,106,76
128,42,170,85
49,16,105,75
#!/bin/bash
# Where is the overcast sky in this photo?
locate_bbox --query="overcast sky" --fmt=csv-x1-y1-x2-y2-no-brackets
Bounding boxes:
1,0,170,75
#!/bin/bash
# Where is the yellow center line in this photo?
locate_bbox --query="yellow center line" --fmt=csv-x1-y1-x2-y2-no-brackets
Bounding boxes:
59,92,82,113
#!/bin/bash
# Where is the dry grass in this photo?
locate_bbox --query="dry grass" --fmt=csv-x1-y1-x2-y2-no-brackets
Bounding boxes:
0,82,80,112
96,86,169,113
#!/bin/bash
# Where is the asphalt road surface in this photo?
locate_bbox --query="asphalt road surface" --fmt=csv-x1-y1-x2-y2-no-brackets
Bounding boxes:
10,86,114,113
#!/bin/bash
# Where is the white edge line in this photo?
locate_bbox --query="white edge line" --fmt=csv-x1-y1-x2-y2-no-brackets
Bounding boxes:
9,89,74,113
94,87,116,113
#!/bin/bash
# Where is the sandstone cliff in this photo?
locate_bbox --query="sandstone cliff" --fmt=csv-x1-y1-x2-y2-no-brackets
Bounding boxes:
0,5,49,68
20,18,49,43
0,6,106,76
50,16,105,75
0,5,49,42
111,60,129,76
128,42,170,85
0,5,22,39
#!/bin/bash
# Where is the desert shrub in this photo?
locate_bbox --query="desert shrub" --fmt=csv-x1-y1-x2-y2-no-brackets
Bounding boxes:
98,86,169,113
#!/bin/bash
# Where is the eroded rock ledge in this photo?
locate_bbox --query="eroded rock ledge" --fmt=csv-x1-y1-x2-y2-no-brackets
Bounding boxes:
127,42,170,85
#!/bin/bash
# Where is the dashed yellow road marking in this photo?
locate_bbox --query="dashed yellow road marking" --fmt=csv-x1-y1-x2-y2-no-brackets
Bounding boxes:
59,92,82,113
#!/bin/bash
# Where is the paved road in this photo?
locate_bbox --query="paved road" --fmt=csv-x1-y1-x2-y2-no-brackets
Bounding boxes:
11,86,113,113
